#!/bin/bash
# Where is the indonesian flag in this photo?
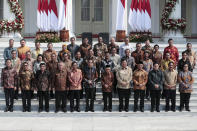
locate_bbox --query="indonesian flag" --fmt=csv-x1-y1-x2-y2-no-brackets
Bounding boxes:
49,0,58,31
43,0,49,31
136,0,142,31
145,0,151,31
141,0,146,31
40,0,45,31
58,0,67,30
48,0,51,31
116,0,125,30
37,0,42,29
128,0,137,31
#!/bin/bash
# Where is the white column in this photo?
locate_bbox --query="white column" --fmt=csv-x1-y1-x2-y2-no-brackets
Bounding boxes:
162,0,186,43
1,0,22,39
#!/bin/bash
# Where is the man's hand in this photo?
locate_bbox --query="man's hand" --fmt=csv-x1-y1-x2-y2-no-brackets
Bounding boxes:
155,84,159,88
14,87,17,91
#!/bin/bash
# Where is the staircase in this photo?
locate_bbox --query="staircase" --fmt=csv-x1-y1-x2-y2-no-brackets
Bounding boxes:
0,40,197,113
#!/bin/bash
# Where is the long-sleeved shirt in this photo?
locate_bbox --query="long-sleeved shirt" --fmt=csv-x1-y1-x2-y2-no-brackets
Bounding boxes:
93,42,108,57
4,47,18,60
17,46,30,60
1,67,17,88
185,49,196,68
18,70,34,91
110,54,120,67
35,70,51,91
79,43,91,58
119,44,133,57
68,69,83,90
160,59,174,71
11,57,21,73
54,70,68,91
116,66,132,89
43,49,57,63
178,71,194,93
177,59,192,72
83,66,98,88
143,59,153,73
101,72,114,92
31,48,43,59
73,57,83,68
67,44,80,59
22,58,35,72
152,51,163,65
133,69,148,90
163,69,178,90
148,69,164,91
131,50,144,64
108,43,119,54
163,46,179,64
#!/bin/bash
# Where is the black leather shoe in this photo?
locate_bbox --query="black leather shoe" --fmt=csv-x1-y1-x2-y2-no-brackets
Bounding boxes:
70,109,74,112
103,108,107,112
62,108,67,113
156,109,160,112
90,109,94,112
45,109,49,112
38,108,43,113
125,109,129,112
4,107,9,112
108,109,112,112
179,106,184,112
9,108,13,112
22,108,26,112
171,109,176,112
27,108,31,112
119,109,123,112
76,108,80,112
186,108,191,112
85,108,89,112
150,108,154,112
55,109,59,113
140,108,144,112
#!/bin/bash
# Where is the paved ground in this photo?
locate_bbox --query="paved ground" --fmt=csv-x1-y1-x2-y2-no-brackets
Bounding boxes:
0,112,197,131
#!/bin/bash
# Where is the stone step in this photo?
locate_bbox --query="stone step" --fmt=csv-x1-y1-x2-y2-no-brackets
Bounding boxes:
0,102,197,113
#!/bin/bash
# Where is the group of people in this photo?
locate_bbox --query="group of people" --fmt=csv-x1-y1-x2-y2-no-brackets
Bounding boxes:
1,37,196,113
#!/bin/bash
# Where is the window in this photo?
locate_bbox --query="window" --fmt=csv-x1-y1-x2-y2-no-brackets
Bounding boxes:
0,0,3,20
94,0,103,21
81,0,90,21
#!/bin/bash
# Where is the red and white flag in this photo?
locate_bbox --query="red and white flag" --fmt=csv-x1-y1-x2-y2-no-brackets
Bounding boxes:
145,0,151,31
58,0,67,30
128,0,137,31
37,0,42,29
49,0,58,31
40,0,45,31
136,0,142,31
116,0,125,30
141,0,146,31
43,0,49,31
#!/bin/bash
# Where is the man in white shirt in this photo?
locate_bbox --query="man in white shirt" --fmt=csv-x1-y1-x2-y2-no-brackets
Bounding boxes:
119,37,133,57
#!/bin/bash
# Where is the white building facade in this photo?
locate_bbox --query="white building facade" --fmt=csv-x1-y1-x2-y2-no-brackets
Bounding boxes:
0,0,197,38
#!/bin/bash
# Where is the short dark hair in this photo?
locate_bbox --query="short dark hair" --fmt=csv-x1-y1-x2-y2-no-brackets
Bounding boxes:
20,39,26,43
182,51,187,55
153,62,159,66
40,63,46,67
154,44,159,48
47,42,53,46
121,58,127,63
168,38,173,43
70,37,75,41
37,54,43,59
11,50,17,53
105,65,111,68
72,61,78,66
187,43,192,46
138,61,143,65
9,39,14,42
5,59,11,62
136,42,141,46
